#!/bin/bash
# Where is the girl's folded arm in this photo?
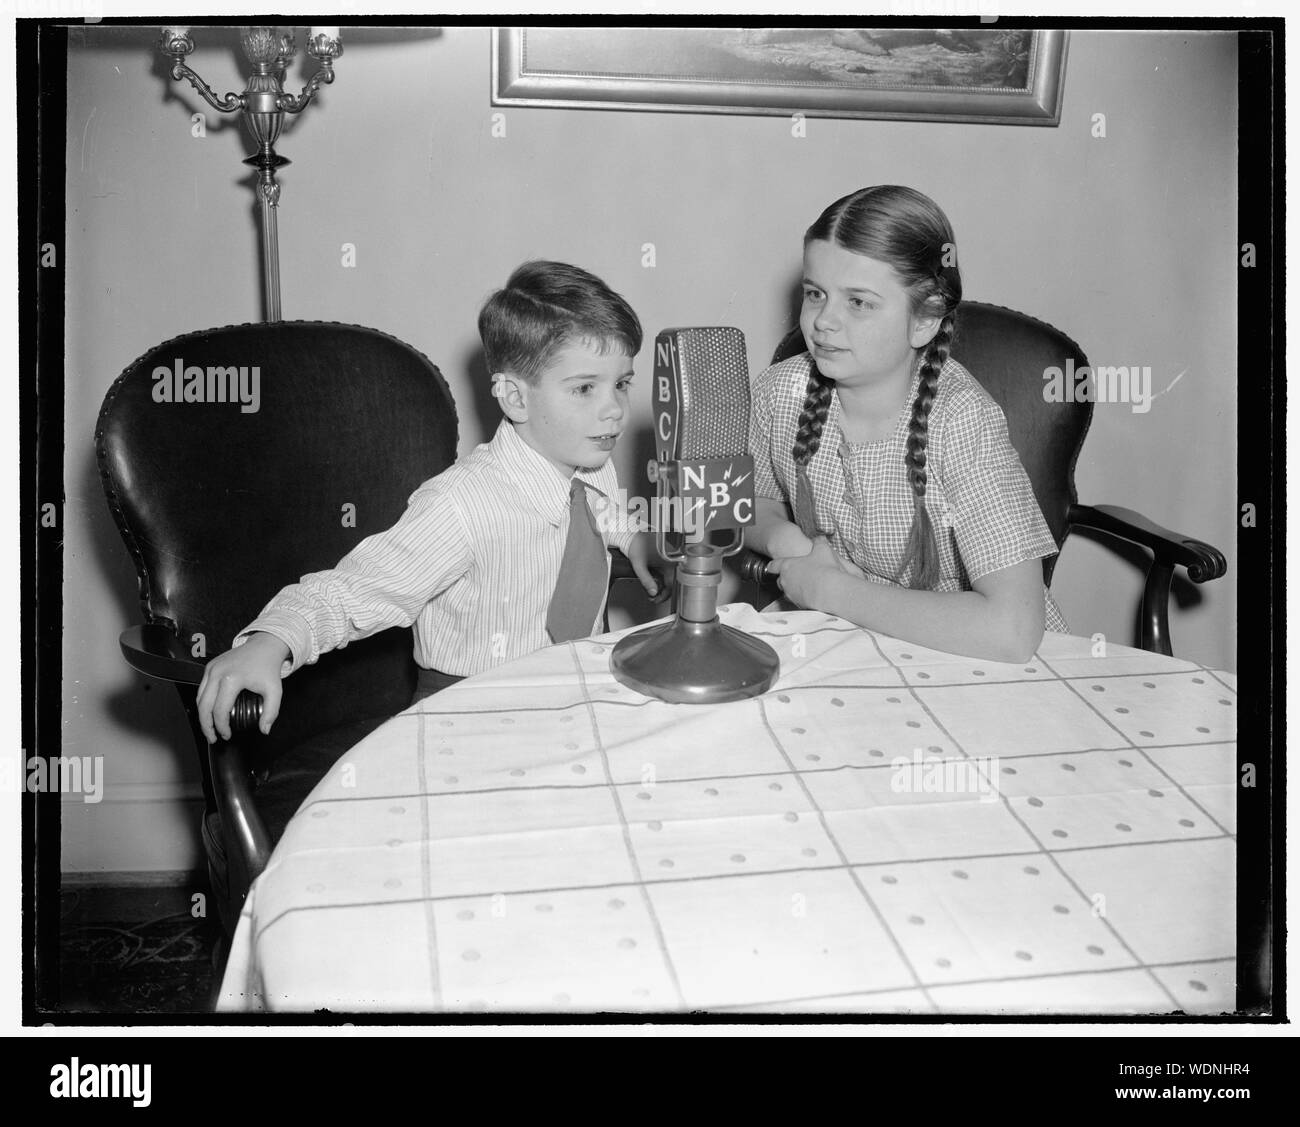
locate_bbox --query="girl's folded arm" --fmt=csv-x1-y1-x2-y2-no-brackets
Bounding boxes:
749,496,813,559
776,546,1045,662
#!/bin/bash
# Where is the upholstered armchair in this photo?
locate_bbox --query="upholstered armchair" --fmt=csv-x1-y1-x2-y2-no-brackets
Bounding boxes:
97,320,657,937
738,302,1227,655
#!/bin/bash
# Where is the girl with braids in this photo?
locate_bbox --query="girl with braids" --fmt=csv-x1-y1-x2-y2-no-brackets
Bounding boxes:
748,186,1066,662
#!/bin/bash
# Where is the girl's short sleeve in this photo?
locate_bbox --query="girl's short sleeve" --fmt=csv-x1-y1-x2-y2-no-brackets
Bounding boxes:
749,364,785,501
939,389,1059,583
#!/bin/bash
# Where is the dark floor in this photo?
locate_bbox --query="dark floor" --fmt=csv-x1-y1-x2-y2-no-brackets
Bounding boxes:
56,881,223,1014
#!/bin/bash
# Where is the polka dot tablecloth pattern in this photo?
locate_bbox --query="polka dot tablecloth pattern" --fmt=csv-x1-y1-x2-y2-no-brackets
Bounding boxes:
218,605,1236,1016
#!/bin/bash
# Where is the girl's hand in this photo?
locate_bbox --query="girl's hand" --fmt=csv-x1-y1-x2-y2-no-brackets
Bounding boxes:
765,522,815,560
767,537,855,609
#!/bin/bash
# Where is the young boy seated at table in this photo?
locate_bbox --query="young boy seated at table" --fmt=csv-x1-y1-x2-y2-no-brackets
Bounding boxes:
195,260,661,744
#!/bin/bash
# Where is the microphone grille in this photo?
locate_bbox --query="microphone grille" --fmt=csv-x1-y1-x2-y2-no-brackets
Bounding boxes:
678,327,750,459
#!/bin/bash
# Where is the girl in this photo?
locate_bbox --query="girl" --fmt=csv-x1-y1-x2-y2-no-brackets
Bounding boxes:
748,185,1067,662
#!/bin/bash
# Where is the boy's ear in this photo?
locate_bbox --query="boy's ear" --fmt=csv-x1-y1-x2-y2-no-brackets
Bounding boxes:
492,372,530,423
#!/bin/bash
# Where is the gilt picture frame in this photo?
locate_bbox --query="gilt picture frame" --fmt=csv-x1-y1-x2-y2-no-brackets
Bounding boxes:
493,27,1068,126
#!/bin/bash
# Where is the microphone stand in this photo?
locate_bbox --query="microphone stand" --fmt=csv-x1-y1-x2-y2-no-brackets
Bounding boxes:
611,481,779,705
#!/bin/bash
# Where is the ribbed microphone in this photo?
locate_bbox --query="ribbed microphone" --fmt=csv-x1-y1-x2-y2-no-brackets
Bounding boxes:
651,327,755,557
611,327,779,704
655,326,750,458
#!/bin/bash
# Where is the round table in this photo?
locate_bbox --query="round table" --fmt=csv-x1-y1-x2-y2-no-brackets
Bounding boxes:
218,605,1236,1015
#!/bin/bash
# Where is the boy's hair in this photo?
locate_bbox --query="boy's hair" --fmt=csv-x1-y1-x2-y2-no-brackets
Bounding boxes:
793,185,962,591
478,260,642,382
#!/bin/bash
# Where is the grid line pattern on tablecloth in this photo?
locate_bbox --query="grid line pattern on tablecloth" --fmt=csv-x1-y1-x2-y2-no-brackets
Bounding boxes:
285,738,1237,815
333,668,1229,721
805,623,1182,1009
1202,668,1237,695
231,605,1235,1014
930,717,1184,1010
705,955,1238,1013
249,829,1238,938
1041,655,1235,839
756,695,932,1007
244,884,1232,1013
416,707,442,1008
566,641,688,1008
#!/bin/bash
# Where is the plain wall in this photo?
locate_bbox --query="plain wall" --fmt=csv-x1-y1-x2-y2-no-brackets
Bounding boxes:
63,25,1238,873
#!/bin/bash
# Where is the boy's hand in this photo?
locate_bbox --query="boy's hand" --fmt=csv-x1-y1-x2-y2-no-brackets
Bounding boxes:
626,531,666,600
195,632,291,744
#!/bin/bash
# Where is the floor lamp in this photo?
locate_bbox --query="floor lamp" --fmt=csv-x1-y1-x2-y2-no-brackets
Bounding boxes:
158,25,344,322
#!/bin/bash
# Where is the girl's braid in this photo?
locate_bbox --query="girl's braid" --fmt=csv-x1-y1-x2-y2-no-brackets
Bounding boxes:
898,312,955,588
792,367,834,467
790,366,834,536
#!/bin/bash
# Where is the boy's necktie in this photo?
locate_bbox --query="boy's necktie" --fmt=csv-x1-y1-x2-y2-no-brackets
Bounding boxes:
546,478,608,644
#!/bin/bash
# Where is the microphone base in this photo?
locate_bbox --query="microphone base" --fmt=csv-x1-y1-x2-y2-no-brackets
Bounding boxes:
610,616,780,705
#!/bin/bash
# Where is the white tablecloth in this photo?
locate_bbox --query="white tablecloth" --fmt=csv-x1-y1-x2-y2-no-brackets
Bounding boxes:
219,605,1236,1014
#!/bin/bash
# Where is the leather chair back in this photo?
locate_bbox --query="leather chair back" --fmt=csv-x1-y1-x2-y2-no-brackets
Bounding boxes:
772,301,1092,584
97,321,459,756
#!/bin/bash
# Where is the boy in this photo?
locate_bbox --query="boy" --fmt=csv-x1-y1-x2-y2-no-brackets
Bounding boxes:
196,261,660,743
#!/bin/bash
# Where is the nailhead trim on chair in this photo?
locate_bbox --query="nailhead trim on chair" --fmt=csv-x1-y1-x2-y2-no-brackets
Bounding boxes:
94,319,456,629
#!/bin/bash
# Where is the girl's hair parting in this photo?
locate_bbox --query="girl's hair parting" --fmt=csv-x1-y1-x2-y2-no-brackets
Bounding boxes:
792,185,963,589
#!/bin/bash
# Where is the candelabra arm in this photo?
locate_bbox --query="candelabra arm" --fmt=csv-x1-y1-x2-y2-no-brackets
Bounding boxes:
167,60,246,115
279,53,340,114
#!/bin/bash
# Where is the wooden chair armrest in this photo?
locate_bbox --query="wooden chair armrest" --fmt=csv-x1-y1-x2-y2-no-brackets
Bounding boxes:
1068,503,1228,582
120,624,264,733
208,739,272,889
1068,503,1227,656
120,623,205,684
120,625,270,896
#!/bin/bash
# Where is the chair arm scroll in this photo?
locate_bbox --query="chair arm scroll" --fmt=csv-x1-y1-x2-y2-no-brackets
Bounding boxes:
1068,504,1228,583
1068,503,1228,656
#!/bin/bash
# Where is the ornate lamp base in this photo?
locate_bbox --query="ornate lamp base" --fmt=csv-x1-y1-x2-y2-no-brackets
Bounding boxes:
611,617,779,704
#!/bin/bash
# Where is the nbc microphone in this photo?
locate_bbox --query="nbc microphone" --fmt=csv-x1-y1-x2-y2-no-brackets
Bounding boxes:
610,327,780,704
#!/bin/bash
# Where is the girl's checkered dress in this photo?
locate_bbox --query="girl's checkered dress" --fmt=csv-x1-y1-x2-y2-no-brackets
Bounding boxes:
749,351,1069,632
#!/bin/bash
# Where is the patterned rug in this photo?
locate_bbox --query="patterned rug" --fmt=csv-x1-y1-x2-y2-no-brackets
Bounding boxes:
57,885,221,1015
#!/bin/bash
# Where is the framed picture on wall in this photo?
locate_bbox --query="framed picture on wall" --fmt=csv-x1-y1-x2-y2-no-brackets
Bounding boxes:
493,27,1068,125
